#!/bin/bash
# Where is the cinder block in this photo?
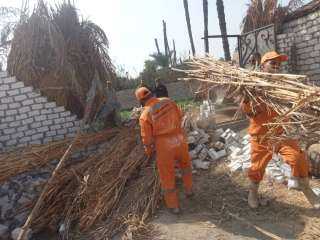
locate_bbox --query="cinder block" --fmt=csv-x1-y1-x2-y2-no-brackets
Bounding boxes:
34,115,47,122
0,91,6,98
11,132,24,139
10,82,24,89
54,118,66,124
30,140,42,145
48,113,59,120
0,104,8,110
17,125,28,132
22,118,33,125
30,122,42,128
28,110,40,117
0,123,8,129
7,89,20,96
46,130,57,137
6,139,17,146
42,119,53,126
0,135,10,141
3,128,16,134
1,97,13,104
25,129,37,136
9,102,21,109
2,116,15,122
53,106,65,113
53,135,64,141
27,92,41,98
20,86,33,94
31,104,43,110
0,84,10,91
37,126,49,133
19,136,31,143
9,121,21,128
14,95,27,102
45,102,56,109
22,99,34,106
31,133,43,140
6,109,18,116
60,111,71,117
57,129,67,135
34,97,47,103
18,106,31,114
2,76,15,83
50,125,61,131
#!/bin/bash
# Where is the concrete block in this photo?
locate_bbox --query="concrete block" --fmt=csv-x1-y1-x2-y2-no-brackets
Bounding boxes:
9,102,21,109
31,133,43,140
6,139,17,146
41,108,52,114
19,106,31,114
0,123,8,129
19,86,33,94
19,136,31,143
0,135,10,141
0,90,6,98
57,128,67,135
17,125,28,132
37,126,49,133
1,97,13,104
34,97,47,103
30,122,42,128
14,94,27,102
50,125,61,131
43,137,53,144
53,135,65,141
16,113,28,121
22,118,33,125
22,99,34,106
53,106,65,113
42,119,53,126
63,122,74,128
28,110,40,117
66,115,77,122
34,115,47,122
25,129,37,136
54,118,66,124
46,130,57,137
9,121,21,128
60,111,71,117
6,109,18,116
27,92,41,98
45,102,56,108
2,76,15,83
48,113,59,120
0,110,4,117
7,89,20,96
2,116,15,122
31,103,43,110
10,82,24,89
0,104,8,111
0,84,9,91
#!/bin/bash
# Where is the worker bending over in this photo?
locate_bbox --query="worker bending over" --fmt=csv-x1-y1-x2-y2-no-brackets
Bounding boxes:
135,87,193,214
242,51,320,209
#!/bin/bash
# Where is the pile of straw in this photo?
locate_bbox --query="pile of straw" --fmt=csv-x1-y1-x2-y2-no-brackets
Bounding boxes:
175,57,320,143
4,128,160,239
7,0,115,118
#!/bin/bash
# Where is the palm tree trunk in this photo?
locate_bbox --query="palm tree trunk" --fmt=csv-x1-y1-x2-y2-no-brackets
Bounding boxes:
216,0,231,61
162,20,170,57
203,0,209,53
183,0,196,56
172,39,177,66
154,38,160,55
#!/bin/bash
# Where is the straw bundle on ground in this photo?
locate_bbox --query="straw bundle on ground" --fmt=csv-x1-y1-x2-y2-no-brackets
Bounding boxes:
7,0,115,118
10,128,160,239
175,57,320,143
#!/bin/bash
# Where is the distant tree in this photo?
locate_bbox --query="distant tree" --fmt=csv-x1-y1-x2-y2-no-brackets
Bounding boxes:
183,0,196,56
216,0,231,61
150,53,170,68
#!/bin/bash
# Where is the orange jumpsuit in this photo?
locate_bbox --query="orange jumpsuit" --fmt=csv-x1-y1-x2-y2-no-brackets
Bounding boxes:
139,97,192,209
242,101,309,182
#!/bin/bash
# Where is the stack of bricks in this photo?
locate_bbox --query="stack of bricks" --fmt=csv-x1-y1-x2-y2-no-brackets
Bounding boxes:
277,10,320,83
0,72,80,151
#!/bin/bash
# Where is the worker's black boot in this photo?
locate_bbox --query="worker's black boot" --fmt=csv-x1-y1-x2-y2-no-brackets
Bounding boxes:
299,178,320,209
248,181,259,209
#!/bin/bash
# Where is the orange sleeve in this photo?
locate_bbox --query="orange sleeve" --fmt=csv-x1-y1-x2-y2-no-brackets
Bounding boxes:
241,101,253,115
139,116,154,148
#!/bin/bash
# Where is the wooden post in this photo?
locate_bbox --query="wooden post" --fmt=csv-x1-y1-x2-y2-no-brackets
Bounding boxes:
154,38,161,55
162,20,169,57
172,39,177,66
203,0,209,53
183,0,196,56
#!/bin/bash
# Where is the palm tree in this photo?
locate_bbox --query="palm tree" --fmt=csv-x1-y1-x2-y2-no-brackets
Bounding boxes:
183,0,196,56
203,0,209,53
216,0,231,61
241,0,304,33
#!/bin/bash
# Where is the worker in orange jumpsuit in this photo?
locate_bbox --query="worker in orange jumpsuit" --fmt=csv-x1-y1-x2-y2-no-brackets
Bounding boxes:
242,51,320,209
135,87,193,214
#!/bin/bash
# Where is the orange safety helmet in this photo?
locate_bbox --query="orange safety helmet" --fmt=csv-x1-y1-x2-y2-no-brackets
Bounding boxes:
135,87,152,101
261,51,288,65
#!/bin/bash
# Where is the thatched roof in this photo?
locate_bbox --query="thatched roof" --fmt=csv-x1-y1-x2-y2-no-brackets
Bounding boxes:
284,0,320,22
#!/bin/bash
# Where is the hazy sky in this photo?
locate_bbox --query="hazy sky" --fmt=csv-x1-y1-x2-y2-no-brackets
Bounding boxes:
0,0,301,76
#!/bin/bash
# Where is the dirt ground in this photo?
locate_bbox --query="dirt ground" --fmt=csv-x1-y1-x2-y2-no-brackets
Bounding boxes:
151,104,320,240
151,161,320,240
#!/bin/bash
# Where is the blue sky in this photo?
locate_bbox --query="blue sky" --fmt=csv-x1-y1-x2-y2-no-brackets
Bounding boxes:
0,0,304,76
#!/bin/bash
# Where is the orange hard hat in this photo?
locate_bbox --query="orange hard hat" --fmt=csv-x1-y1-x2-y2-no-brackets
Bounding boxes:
135,87,152,101
261,51,288,65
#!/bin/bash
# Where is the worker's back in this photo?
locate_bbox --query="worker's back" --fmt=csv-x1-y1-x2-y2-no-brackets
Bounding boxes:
141,97,182,137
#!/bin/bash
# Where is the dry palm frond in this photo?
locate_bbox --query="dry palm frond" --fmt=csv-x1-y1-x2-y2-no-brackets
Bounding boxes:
6,128,160,239
7,0,115,118
174,57,320,143
241,0,305,33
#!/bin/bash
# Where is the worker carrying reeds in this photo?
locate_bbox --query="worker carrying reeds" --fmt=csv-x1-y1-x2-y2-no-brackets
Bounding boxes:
242,51,320,209
135,87,193,214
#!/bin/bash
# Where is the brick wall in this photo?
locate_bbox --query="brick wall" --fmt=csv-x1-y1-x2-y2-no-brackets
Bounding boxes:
0,72,80,151
117,81,199,109
277,10,320,83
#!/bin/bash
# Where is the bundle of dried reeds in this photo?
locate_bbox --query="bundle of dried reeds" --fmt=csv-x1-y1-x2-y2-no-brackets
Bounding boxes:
0,128,120,184
175,57,320,143
12,128,160,239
